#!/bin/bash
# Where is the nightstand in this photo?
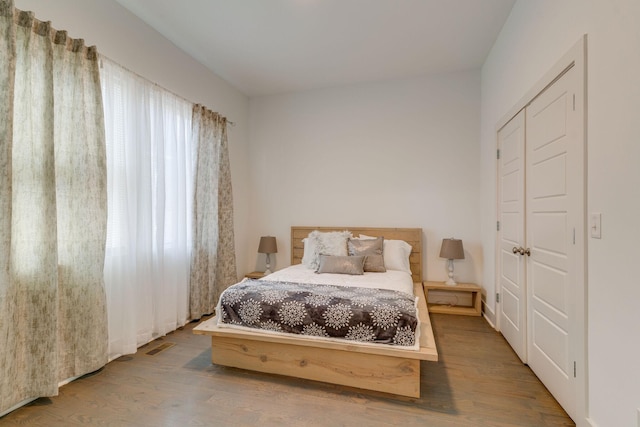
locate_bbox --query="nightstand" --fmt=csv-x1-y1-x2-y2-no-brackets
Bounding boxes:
245,271,266,279
423,281,482,316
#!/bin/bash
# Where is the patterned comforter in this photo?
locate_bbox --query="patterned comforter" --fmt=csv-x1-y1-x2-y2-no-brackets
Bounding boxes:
218,279,418,347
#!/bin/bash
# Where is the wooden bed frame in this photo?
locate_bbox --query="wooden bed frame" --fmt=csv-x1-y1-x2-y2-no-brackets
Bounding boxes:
193,227,438,398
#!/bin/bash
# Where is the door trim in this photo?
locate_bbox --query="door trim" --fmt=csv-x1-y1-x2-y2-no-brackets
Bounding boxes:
494,35,587,423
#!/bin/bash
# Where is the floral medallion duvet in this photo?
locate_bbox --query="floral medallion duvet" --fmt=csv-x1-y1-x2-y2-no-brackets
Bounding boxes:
218,279,418,347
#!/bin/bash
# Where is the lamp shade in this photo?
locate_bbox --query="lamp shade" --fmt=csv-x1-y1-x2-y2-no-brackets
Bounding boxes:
439,238,464,260
258,236,277,254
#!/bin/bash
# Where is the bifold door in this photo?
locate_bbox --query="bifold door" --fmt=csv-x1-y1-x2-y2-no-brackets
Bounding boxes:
497,63,584,420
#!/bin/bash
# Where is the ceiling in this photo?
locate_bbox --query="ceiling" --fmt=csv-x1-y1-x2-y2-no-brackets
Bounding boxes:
116,0,515,97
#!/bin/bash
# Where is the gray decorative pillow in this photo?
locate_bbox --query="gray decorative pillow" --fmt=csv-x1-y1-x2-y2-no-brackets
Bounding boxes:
316,255,365,275
302,230,352,270
348,237,386,272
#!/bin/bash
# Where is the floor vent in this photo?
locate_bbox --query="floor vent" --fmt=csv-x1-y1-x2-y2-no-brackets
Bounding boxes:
146,342,175,356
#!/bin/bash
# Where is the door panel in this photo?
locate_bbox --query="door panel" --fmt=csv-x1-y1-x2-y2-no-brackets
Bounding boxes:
531,263,567,314
502,170,520,202
532,311,569,373
531,213,568,255
527,91,568,151
501,248,519,283
531,154,567,197
501,286,520,329
501,211,520,242
497,109,526,362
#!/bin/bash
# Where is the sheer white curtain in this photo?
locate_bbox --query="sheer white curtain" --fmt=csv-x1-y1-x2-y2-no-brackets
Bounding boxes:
100,57,194,360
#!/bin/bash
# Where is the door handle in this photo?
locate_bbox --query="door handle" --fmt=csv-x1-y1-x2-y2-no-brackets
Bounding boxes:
524,248,531,256
512,246,525,255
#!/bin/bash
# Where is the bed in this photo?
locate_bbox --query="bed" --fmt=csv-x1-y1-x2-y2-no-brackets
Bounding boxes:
193,226,438,398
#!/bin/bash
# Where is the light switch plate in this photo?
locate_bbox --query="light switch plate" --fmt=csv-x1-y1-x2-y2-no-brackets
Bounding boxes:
590,212,602,239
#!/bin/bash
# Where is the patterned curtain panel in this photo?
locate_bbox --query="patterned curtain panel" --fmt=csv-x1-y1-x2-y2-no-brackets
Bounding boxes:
190,105,237,319
0,1,107,413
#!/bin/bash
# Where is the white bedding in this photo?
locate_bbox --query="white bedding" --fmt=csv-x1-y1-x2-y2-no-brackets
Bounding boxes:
262,264,415,295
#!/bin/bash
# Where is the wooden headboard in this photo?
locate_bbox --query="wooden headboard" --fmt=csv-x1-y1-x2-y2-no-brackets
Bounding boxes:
291,226,423,283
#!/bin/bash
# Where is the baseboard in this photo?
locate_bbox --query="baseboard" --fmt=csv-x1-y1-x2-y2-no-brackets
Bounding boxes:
482,301,497,329
583,417,597,427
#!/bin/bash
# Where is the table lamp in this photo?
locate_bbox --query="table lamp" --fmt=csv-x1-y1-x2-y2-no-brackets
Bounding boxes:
439,238,464,286
258,236,278,275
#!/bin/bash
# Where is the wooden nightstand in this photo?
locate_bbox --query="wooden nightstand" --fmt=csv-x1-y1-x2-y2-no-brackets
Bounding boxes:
423,281,482,316
245,271,266,279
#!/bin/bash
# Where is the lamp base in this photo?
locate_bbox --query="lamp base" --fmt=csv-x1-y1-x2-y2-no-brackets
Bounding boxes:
445,259,457,285
264,253,272,275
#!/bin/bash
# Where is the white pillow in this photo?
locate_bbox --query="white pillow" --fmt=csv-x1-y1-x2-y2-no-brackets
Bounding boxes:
301,237,315,267
359,234,412,275
302,230,352,270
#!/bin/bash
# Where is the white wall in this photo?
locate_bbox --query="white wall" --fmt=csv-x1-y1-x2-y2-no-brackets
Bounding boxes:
15,0,251,279
248,71,482,284
481,1,640,426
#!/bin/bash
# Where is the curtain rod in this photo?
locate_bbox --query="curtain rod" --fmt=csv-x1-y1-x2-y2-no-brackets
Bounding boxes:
99,54,234,127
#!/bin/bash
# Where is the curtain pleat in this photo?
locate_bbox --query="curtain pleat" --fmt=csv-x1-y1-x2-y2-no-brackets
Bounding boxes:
52,31,108,381
190,105,237,319
0,0,107,412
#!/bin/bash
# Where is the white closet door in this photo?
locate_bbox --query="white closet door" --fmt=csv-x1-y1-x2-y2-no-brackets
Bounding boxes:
525,64,581,420
497,109,527,362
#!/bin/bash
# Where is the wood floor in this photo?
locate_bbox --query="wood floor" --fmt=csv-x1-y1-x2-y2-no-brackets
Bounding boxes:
1,314,574,426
